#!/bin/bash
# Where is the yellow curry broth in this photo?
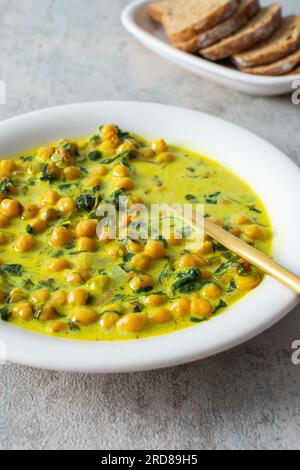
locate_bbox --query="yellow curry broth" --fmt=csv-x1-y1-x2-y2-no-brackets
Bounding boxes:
0,125,271,341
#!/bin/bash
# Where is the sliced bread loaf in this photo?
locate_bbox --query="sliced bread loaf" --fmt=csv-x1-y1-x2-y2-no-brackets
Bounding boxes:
239,46,300,75
288,65,300,75
233,16,300,67
200,4,282,61
155,0,239,43
175,0,260,53
148,1,174,23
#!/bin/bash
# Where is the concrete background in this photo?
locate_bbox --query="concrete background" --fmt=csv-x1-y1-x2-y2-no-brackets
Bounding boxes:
0,0,299,450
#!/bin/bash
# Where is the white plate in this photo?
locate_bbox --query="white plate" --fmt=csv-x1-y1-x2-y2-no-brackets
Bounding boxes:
121,0,300,96
0,101,299,373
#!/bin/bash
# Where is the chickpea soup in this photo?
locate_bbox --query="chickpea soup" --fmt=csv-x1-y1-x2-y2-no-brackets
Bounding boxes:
0,125,271,341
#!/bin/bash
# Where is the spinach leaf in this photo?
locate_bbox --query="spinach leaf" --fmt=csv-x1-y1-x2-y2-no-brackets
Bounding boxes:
88,151,102,161
215,261,244,275
172,267,201,294
0,179,15,195
1,264,23,277
0,306,10,322
214,300,228,313
40,164,59,183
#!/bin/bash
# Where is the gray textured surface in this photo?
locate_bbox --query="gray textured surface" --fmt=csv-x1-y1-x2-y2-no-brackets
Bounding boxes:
0,0,300,451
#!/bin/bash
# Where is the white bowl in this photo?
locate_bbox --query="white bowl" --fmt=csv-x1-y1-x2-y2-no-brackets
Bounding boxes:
0,101,299,373
121,0,300,96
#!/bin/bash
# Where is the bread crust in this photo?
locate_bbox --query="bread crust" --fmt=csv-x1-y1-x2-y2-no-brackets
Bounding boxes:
238,46,300,75
175,0,260,53
200,4,282,61
162,0,239,43
233,16,300,67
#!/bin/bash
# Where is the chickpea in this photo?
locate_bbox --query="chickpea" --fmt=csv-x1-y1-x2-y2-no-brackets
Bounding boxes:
39,207,58,222
50,321,69,333
102,303,123,315
76,219,98,238
64,166,81,180
196,241,213,255
22,204,39,220
101,124,118,141
65,270,90,286
232,214,252,225
144,240,166,260
50,226,72,247
236,275,261,291
105,241,126,258
144,294,167,307
0,159,17,175
29,218,48,234
1,199,22,218
94,165,108,176
230,227,242,237
201,283,222,301
36,146,54,162
207,216,223,227
84,176,103,189
152,139,168,154
178,254,198,269
10,288,27,303
77,237,97,252
57,197,76,214
148,307,173,324
71,306,99,326
244,224,265,240
117,313,148,333
30,289,50,304
99,141,117,156
51,290,68,307
89,275,111,292
112,165,130,179
0,289,5,303
167,234,182,246
129,274,154,291
190,299,212,317
40,190,60,206
193,254,209,266
98,227,115,244
156,152,174,163
139,147,155,159
170,298,191,318
100,312,119,330
127,240,143,254
131,253,152,271
117,142,135,154
0,233,7,245
15,234,36,253
48,258,70,273
0,214,10,228
12,302,33,320
113,177,134,190
68,289,89,306
39,303,57,322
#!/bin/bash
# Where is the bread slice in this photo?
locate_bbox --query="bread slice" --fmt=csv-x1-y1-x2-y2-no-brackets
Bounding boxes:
151,0,239,43
175,0,260,53
148,1,174,23
200,4,282,61
238,47,300,75
233,16,300,67
288,65,300,75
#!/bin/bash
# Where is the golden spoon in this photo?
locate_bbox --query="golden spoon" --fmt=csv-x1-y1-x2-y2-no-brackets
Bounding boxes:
176,210,300,295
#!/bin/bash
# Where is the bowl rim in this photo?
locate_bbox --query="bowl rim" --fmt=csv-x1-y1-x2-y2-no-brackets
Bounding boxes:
0,100,299,373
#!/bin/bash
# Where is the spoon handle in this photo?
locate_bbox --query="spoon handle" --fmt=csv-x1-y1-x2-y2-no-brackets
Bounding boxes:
205,218,300,295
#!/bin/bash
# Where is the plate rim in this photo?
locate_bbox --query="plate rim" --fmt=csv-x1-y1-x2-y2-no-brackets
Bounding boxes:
0,100,299,373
